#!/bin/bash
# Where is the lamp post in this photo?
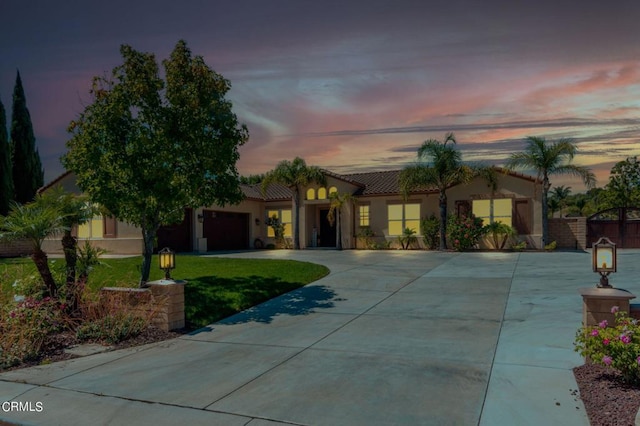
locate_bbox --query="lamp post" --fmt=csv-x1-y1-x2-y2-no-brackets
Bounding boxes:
592,237,616,288
158,247,176,280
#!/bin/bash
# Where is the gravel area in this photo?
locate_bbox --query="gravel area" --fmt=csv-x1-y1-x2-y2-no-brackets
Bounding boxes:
574,363,640,426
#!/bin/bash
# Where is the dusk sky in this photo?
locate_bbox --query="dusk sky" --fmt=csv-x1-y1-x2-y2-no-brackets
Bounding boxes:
1,0,640,192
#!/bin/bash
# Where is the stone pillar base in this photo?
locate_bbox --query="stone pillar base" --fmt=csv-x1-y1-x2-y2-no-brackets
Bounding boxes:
101,280,186,332
579,287,636,327
145,279,187,331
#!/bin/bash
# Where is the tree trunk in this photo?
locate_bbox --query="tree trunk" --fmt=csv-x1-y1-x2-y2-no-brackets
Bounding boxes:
541,176,550,246
439,191,448,250
292,187,300,249
32,248,57,298
61,232,79,312
140,226,156,287
336,209,342,250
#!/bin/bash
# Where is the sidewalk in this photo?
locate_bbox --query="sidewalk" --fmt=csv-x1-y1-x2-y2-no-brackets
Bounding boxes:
2,250,632,425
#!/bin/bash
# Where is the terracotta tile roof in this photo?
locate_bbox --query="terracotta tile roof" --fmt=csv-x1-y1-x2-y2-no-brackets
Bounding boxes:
242,183,291,201
37,171,73,194
343,170,437,196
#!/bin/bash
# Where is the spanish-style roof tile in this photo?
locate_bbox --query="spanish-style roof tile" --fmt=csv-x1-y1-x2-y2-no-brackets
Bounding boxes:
344,170,437,196
242,183,291,201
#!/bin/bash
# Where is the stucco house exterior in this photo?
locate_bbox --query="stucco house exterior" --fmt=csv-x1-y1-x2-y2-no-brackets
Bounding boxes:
40,166,543,254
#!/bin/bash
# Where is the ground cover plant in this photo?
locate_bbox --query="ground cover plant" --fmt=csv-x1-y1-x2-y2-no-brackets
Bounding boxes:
0,255,329,368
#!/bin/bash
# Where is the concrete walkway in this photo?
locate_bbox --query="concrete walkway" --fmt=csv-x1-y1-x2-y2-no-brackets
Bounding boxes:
2,250,638,425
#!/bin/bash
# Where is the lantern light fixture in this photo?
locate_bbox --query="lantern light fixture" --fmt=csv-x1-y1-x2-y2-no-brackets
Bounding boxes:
592,237,616,288
158,247,176,280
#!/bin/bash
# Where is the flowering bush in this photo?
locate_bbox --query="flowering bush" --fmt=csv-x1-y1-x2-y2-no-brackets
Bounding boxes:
575,306,640,384
0,297,68,368
446,214,485,251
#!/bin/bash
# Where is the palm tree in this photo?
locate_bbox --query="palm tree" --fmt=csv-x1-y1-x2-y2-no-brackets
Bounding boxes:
38,186,95,311
327,192,352,250
262,157,326,249
399,133,474,250
0,201,67,297
551,185,572,216
505,136,596,245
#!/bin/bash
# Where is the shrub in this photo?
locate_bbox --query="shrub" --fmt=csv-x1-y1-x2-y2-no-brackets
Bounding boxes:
0,297,68,368
75,290,157,345
446,214,485,251
265,215,286,248
420,215,440,250
575,306,640,384
356,226,376,249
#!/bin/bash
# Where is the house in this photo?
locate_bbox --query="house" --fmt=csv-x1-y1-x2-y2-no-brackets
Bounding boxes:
40,167,543,254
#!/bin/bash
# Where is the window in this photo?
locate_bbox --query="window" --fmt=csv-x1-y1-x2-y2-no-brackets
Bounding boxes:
472,198,512,227
77,216,104,239
266,209,292,237
388,203,420,235
328,186,338,195
306,188,316,200
359,205,370,227
318,187,327,199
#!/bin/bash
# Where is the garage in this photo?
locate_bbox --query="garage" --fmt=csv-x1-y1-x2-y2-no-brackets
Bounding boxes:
202,210,250,251
157,208,193,252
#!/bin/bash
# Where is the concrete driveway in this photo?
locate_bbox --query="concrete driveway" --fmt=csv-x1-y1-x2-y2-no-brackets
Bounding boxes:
3,249,633,425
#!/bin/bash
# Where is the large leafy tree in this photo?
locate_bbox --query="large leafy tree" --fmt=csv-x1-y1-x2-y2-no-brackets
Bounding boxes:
602,156,640,209
63,40,249,285
10,71,44,204
399,133,474,250
505,136,595,245
0,96,13,215
262,157,326,249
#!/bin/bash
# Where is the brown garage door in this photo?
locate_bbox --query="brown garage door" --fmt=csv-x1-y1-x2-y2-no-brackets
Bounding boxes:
157,208,193,252
203,210,249,251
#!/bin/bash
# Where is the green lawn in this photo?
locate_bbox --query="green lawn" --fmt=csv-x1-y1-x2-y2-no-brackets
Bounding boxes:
0,255,330,329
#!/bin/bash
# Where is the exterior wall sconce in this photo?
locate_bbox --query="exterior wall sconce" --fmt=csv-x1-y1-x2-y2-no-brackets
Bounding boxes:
158,247,176,280
255,218,260,226
197,213,204,223
593,237,616,288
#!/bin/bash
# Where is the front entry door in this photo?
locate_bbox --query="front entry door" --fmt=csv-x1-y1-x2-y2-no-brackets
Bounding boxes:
319,208,336,248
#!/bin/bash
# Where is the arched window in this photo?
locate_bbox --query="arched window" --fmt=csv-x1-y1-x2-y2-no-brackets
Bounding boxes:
306,188,316,200
318,187,327,199
329,186,338,195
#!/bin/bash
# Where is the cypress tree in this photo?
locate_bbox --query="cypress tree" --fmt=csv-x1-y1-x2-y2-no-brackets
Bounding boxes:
10,70,44,204
0,96,13,215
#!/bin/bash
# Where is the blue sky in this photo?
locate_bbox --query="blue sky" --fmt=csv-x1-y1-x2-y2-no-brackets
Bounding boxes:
1,0,639,191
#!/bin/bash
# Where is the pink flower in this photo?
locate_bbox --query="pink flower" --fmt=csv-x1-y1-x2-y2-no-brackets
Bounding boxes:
611,306,620,314
591,329,599,336
603,355,613,366
603,338,610,345
637,356,640,366
620,334,632,344
599,320,608,328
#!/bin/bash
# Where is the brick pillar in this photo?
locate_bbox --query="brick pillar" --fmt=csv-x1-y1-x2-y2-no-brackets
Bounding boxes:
579,287,636,327
145,280,186,331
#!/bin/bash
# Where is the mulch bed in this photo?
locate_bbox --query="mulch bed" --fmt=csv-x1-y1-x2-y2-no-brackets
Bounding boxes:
574,363,640,426
1,327,185,373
